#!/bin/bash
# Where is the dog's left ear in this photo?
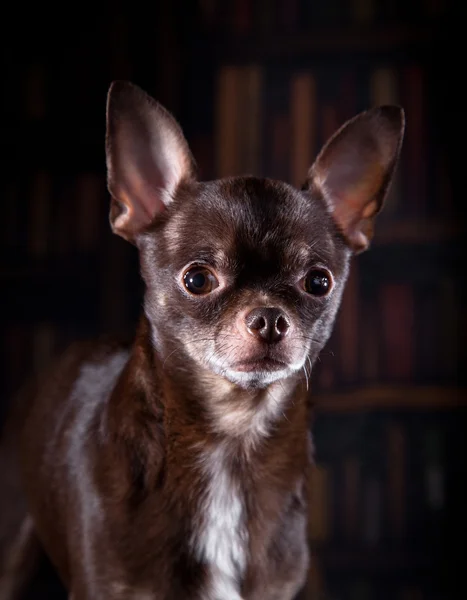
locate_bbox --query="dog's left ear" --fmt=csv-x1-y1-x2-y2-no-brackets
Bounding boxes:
305,106,405,253
105,81,195,243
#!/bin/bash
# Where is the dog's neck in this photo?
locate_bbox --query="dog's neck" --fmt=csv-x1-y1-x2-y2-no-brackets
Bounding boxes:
106,315,309,466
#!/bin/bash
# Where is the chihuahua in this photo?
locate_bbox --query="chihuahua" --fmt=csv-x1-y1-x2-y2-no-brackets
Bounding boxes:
1,81,404,599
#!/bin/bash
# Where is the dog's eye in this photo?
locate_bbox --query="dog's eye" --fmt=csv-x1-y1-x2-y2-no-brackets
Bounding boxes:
183,266,219,295
303,269,332,296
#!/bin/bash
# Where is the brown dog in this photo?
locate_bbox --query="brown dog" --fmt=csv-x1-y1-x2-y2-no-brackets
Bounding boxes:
1,82,404,599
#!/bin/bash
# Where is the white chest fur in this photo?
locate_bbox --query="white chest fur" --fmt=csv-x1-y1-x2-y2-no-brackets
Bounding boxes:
193,444,247,600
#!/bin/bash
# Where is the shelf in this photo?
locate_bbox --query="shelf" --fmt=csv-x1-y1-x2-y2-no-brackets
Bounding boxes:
310,545,437,572
312,385,467,413
194,25,436,62
374,219,466,246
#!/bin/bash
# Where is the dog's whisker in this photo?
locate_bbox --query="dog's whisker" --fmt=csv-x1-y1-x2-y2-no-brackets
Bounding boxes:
302,366,309,391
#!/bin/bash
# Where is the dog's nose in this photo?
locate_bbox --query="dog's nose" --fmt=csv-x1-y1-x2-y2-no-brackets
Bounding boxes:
245,307,290,343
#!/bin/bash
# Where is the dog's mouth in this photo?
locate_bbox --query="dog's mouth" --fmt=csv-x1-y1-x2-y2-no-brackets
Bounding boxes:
207,351,303,389
231,357,288,373
202,340,308,389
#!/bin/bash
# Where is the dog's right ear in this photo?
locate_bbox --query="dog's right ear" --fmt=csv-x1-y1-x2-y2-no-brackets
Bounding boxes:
105,81,195,243
304,106,404,253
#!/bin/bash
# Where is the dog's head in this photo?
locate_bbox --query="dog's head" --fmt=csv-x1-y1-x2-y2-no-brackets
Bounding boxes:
105,82,404,390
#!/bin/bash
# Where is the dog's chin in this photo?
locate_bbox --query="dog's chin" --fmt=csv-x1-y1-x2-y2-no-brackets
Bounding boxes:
224,369,293,389
208,356,301,390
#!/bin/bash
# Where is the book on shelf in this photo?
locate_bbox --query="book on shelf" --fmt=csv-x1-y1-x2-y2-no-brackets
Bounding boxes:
379,282,414,382
242,65,262,174
216,64,263,177
232,0,252,34
270,113,290,183
361,472,383,547
360,421,385,548
320,102,339,155
75,172,106,253
197,0,218,30
336,260,360,385
342,454,360,542
359,282,381,384
386,419,407,540
348,578,373,600
280,0,300,34
216,66,242,177
23,61,47,121
414,281,439,382
190,133,214,181
263,66,290,181
31,322,57,375
422,427,445,513
28,171,52,259
301,553,326,600
308,463,331,543
396,587,424,600
351,0,375,25
290,71,316,188
3,180,21,253
401,64,427,218
255,0,274,35
52,176,75,257
1,324,31,400
438,277,461,382
407,422,446,545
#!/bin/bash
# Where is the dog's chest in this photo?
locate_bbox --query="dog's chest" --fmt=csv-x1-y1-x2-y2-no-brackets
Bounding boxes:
192,444,247,599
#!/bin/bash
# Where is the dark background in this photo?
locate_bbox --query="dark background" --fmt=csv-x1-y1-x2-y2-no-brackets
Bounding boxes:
1,1,465,599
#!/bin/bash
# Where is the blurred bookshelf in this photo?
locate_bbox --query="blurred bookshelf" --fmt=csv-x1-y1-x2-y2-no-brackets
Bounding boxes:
1,1,465,599
312,386,466,412
303,387,467,600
